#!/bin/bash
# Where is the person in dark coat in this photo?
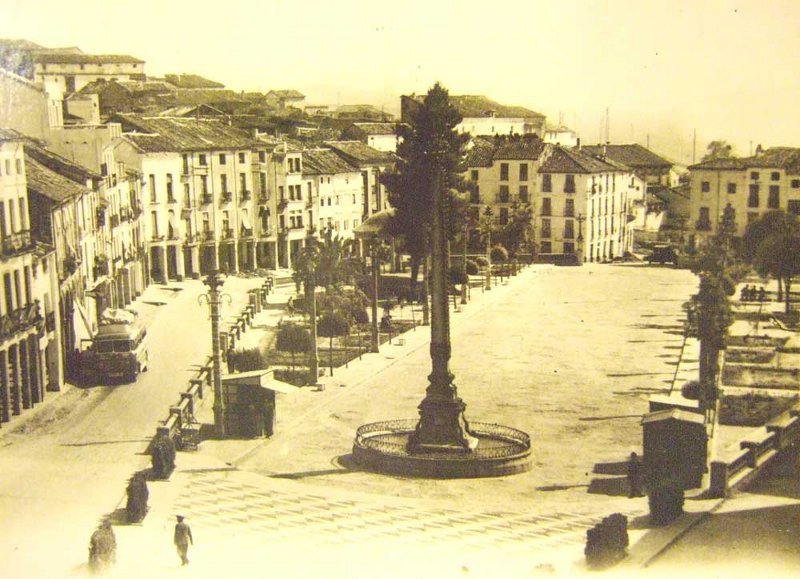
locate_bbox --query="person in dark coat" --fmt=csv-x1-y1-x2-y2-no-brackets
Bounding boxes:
174,515,194,566
627,452,644,497
89,520,116,573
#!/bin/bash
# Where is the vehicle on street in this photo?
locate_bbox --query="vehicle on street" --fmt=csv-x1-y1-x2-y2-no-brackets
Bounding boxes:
79,320,149,383
648,244,679,266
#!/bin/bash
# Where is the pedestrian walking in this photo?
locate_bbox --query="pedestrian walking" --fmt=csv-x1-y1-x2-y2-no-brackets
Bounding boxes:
287,296,295,317
627,452,644,498
88,520,116,573
174,515,194,566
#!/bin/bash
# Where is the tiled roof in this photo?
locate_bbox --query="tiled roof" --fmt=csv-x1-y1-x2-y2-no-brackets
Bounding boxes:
24,143,99,182
350,122,397,135
34,53,144,65
267,90,305,99
116,115,255,152
324,140,396,167
164,73,224,89
302,149,358,175
25,156,89,203
408,94,544,119
688,148,800,174
463,135,547,167
539,146,616,174
0,127,27,142
581,144,673,169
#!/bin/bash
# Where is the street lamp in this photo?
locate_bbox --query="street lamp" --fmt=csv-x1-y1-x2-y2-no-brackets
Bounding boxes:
576,213,585,264
198,269,231,437
483,206,493,291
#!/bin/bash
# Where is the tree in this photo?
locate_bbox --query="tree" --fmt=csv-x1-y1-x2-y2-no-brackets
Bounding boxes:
381,83,471,285
275,323,312,375
752,220,800,315
494,201,534,257
702,140,735,162
741,210,798,302
317,311,350,376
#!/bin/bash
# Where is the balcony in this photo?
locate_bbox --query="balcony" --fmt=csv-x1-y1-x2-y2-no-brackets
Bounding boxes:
109,214,120,229
167,229,180,241
151,233,165,242
167,195,178,204
181,207,193,218
0,230,33,258
222,228,235,240
564,208,575,218
92,256,109,279
119,207,131,222
519,194,529,204
258,194,269,205
185,233,197,244
278,198,288,211
241,227,254,239
201,194,213,205
290,223,305,230
96,208,106,227
259,229,272,239
240,190,252,202
0,303,41,340
695,219,712,231
201,230,216,243
220,192,233,204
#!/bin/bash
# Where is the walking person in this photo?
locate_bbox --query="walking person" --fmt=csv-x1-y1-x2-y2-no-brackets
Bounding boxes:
173,515,194,566
287,296,295,317
627,452,645,498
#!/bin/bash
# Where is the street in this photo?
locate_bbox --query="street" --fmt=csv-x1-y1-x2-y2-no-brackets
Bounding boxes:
0,276,261,577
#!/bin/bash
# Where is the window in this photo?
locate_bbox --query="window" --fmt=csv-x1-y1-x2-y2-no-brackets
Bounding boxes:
727,183,737,194
500,163,509,181
182,154,189,174
540,241,552,254
519,163,528,181
203,213,210,231
750,171,759,180
219,154,227,165
259,151,266,163
788,200,800,215
238,152,246,164
183,184,190,206
519,185,528,203
564,174,576,193
564,220,575,239
199,154,207,166
565,199,574,217
166,174,173,199
260,173,267,196
542,174,552,193
220,174,228,193
792,179,800,189
699,206,710,224
541,198,551,216
470,170,478,181
239,173,247,192
541,219,551,238
149,175,156,202
279,185,284,200
701,181,710,193
771,171,780,181
4,160,9,174
470,187,480,204
15,159,22,174
563,242,575,254
498,185,509,203
150,211,158,237
748,184,759,208
499,207,509,225
768,185,780,209
200,175,208,194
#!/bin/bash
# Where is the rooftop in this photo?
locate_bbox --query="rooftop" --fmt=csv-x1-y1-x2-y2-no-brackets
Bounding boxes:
116,115,255,153
688,148,800,173
463,135,547,167
539,146,617,174
302,149,358,175
406,94,544,119
24,143,100,183
349,122,398,136
164,73,224,89
581,144,673,170
266,90,305,100
33,53,144,65
25,155,90,203
324,140,396,167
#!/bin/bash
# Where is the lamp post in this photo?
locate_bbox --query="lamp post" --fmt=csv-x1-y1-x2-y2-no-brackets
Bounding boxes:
576,213,585,264
407,142,477,453
199,269,230,437
483,206,493,291
461,211,469,305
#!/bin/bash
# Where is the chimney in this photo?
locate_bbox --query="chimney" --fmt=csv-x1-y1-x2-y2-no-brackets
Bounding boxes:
603,142,609,159
576,137,581,150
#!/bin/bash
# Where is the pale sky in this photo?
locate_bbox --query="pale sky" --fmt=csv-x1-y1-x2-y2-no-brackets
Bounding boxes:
2,0,800,164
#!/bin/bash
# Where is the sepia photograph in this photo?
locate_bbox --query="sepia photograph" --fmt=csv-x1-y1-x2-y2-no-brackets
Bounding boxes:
0,0,799,577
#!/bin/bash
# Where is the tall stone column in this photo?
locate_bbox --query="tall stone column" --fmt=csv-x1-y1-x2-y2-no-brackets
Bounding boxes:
20,339,30,410
11,343,21,415
0,349,9,423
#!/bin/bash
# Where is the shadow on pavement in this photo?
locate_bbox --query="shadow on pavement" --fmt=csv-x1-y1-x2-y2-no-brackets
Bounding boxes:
588,476,629,497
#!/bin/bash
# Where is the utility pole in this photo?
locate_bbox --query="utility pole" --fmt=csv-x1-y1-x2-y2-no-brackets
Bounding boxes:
693,129,697,165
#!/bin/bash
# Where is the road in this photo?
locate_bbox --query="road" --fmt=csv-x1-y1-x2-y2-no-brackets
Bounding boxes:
0,276,261,577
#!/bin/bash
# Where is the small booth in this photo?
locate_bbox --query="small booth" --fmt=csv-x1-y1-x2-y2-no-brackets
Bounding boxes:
648,393,703,415
642,408,707,490
221,369,299,438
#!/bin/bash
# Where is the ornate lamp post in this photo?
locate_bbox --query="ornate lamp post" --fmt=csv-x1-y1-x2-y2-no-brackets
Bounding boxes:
199,269,230,437
407,144,477,453
483,206,493,291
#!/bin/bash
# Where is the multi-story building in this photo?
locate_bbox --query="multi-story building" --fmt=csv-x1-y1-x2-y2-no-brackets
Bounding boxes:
271,141,308,268
33,52,146,95
0,130,61,426
582,144,673,188
114,115,264,278
463,136,637,262
688,147,800,242
325,141,395,218
302,149,363,238
341,123,400,153
538,146,636,262
402,94,546,138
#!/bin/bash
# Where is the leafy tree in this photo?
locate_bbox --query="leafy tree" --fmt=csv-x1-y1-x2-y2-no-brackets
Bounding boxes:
494,201,534,256
741,210,799,303
702,140,735,162
275,323,312,373
228,348,268,373
318,311,350,376
381,83,471,284
490,244,509,263
752,220,800,314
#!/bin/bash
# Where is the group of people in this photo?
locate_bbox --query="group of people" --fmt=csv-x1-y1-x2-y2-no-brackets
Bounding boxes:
88,515,193,572
740,285,767,302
